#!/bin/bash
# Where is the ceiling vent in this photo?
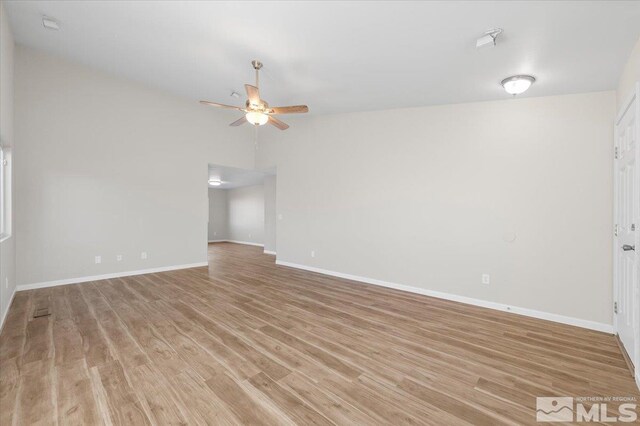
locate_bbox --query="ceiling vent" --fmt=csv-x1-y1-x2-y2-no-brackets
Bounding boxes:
476,28,502,49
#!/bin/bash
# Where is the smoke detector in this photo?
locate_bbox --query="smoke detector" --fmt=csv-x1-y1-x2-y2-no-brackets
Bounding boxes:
476,28,502,49
42,16,59,31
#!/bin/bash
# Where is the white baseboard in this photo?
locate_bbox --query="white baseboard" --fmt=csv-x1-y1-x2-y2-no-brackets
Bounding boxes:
264,250,276,255
275,260,614,334
208,239,264,247
226,240,264,247
16,262,209,291
0,286,17,333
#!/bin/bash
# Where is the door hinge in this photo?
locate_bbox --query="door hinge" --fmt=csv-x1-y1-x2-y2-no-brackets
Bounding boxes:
614,302,618,314
632,223,636,232
615,146,619,159
615,224,619,237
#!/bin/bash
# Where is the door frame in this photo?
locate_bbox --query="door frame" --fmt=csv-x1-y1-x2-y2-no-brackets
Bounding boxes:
613,81,640,389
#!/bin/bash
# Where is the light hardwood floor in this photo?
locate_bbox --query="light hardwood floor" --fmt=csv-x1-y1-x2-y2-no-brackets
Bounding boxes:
1,242,638,425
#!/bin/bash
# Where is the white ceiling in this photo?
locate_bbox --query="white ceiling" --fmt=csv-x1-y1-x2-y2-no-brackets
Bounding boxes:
5,1,640,114
208,164,266,189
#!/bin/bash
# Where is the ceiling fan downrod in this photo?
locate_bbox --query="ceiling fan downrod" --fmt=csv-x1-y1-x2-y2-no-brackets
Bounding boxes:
252,60,263,89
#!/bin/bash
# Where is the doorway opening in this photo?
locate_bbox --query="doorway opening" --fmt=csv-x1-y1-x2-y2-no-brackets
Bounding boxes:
207,164,277,258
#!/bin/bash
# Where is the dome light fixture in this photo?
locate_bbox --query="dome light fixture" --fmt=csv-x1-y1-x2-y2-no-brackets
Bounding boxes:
245,111,269,126
208,179,222,186
501,75,536,95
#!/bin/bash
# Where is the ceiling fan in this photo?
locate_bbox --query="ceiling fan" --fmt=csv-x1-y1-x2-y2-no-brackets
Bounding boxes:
200,60,308,130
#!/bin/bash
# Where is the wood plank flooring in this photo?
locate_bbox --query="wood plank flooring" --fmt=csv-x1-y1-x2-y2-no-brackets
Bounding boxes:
1,242,638,425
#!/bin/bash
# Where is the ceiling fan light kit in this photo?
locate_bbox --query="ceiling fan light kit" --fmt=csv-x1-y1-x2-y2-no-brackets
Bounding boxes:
200,59,309,130
246,111,269,126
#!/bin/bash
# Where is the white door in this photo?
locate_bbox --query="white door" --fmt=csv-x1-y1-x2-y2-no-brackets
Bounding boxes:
614,82,640,374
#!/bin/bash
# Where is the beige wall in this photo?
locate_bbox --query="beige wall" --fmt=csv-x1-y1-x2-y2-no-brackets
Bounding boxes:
0,2,15,326
264,175,277,253
227,184,264,245
208,188,228,241
15,46,255,286
617,36,640,111
257,91,616,325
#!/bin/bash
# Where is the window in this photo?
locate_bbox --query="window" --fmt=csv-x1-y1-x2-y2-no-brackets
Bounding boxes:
0,146,11,242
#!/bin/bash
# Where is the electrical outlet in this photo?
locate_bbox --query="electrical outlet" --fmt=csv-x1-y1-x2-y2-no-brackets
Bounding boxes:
214,231,217,236
278,214,283,220
5,277,8,289
116,255,122,261
249,233,252,239
95,256,101,264
482,274,490,284
141,252,148,260
311,250,315,258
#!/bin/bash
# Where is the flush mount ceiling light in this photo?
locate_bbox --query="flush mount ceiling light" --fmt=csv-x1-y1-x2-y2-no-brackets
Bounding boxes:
42,16,59,30
208,179,222,186
501,75,536,95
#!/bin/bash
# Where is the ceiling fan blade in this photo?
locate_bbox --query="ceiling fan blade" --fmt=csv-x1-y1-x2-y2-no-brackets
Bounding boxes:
245,84,261,105
200,100,244,111
268,116,289,130
269,105,309,114
229,116,247,127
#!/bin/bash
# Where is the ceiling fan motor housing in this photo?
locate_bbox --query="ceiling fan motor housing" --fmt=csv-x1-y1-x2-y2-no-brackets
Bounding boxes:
246,99,268,111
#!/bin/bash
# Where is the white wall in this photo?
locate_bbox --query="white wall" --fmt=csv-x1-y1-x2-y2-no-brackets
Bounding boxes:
264,175,277,253
208,182,272,248
257,91,616,326
208,188,228,241
0,1,15,327
15,47,255,286
617,36,640,110
227,184,264,245
7,30,627,330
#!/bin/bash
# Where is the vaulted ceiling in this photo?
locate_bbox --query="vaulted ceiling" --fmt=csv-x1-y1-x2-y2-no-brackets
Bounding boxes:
5,1,640,114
